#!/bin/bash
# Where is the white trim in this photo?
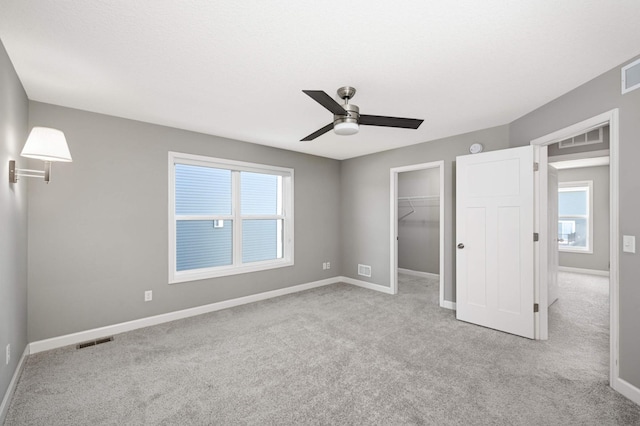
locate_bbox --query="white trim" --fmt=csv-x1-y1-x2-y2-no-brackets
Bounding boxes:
549,149,610,163
441,300,456,310
397,268,439,280
29,277,338,354
612,377,640,406
550,156,609,170
28,276,397,355
530,109,620,397
390,161,445,307
558,266,610,277
340,276,395,294
609,110,621,390
0,345,29,425
533,144,548,339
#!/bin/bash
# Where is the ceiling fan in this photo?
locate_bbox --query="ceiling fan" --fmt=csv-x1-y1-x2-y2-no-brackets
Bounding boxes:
301,86,424,141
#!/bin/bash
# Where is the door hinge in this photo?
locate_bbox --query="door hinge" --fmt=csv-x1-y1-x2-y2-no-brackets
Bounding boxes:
534,303,539,313
533,232,539,242
534,162,539,172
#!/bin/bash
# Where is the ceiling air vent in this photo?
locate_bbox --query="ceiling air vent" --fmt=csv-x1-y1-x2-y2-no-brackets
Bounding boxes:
558,127,603,149
622,57,640,94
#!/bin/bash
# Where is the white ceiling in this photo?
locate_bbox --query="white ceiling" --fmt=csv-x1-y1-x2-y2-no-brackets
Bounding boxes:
1,1,640,160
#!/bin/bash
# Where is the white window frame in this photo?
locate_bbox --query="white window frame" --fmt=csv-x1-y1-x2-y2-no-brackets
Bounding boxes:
168,151,294,284
558,180,593,254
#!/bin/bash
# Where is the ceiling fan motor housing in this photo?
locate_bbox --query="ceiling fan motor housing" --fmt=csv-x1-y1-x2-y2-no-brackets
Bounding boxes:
334,103,360,135
334,103,359,124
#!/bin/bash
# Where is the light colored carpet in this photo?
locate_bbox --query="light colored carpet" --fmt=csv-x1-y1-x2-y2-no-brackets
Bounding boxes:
5,272,640,425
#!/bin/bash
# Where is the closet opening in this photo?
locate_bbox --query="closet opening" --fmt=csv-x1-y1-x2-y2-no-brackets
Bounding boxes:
389,161,445,305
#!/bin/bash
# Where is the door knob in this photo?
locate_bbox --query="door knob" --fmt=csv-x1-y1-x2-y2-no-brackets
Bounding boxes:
457,243,464,249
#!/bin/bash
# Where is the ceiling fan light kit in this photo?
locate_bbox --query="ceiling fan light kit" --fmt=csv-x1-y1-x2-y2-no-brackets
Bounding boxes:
301,86,424,141
334,121,359,135
333,101,359,135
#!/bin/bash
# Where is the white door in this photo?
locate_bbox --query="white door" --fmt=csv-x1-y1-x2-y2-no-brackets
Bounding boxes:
456,146,535,339
548,165,559,306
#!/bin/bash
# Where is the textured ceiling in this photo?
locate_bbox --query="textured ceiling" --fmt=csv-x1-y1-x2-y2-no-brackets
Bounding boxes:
1,1,640,159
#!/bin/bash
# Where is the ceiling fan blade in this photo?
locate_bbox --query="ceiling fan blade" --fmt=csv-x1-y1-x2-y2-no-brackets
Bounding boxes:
301,123,334,141
303,90,348,115
360,115,424,129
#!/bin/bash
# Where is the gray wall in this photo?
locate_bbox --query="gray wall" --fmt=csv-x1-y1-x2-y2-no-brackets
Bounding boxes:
509,54,640,390
0,41,28,417
27,102,342,342
340,125,511,302
557,166,610,272
398,168,440,274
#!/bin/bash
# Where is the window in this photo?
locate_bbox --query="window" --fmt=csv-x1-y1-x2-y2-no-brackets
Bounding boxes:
557,181,592,253
169,152,293,283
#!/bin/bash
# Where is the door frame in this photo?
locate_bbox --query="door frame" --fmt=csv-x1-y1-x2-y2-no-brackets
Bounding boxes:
530,109,619,388
389,161,445,304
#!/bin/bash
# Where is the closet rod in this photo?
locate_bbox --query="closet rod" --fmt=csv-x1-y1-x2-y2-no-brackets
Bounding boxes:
398,195,439,201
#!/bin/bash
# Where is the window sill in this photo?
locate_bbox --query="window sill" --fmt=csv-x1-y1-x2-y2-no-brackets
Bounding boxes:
559,248,593,254
169,259,294,284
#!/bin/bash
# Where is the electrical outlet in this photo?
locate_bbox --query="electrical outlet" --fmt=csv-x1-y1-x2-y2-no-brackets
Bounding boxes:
144,290,152,302
5,344,10,365
326,262,331,270
322,262,327,270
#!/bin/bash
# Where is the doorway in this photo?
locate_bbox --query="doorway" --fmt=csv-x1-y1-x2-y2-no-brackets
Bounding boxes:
389,161,445,305
531,109,619,390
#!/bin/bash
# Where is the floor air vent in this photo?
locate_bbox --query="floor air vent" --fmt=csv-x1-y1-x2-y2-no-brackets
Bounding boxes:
76,336,114,349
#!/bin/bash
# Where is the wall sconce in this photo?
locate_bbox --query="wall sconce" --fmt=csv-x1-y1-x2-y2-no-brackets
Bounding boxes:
9,127,72,184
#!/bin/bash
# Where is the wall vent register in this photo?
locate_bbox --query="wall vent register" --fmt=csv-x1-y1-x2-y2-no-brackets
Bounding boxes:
358,264,372,277
76,336,114,349
558,127,603,149
622,57,640,94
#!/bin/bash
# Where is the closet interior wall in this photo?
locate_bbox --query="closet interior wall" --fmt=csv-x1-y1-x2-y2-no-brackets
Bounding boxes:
397,168,440,275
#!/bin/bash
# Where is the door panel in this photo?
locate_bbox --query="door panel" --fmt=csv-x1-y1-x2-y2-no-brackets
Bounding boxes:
456,146,535,339
497,206,522,314
466,207,487,307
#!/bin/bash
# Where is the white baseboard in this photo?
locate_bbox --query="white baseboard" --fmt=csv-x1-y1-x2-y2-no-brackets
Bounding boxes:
339,276,394,295
29,277,340,354
613,376,640,406
28,275,402,355
398,268,439,280
0,345,29,425
441,300,456,310
558,266,609,277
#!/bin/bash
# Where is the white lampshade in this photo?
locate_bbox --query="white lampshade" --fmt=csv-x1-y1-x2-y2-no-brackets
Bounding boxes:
20,127,72,162
334,121,359,136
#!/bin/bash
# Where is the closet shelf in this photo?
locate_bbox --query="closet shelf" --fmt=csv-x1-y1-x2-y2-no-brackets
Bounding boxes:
398,195,439,201
398,195,439,220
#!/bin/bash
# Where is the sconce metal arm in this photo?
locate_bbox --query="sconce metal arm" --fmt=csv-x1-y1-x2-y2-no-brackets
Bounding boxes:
9,160,51,184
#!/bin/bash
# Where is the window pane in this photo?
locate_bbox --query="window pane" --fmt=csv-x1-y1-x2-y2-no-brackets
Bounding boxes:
558,217,587,248
241,172,280,215
177,220,232,271
242,219,283,263
176,164,231,215
558,189,587,216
